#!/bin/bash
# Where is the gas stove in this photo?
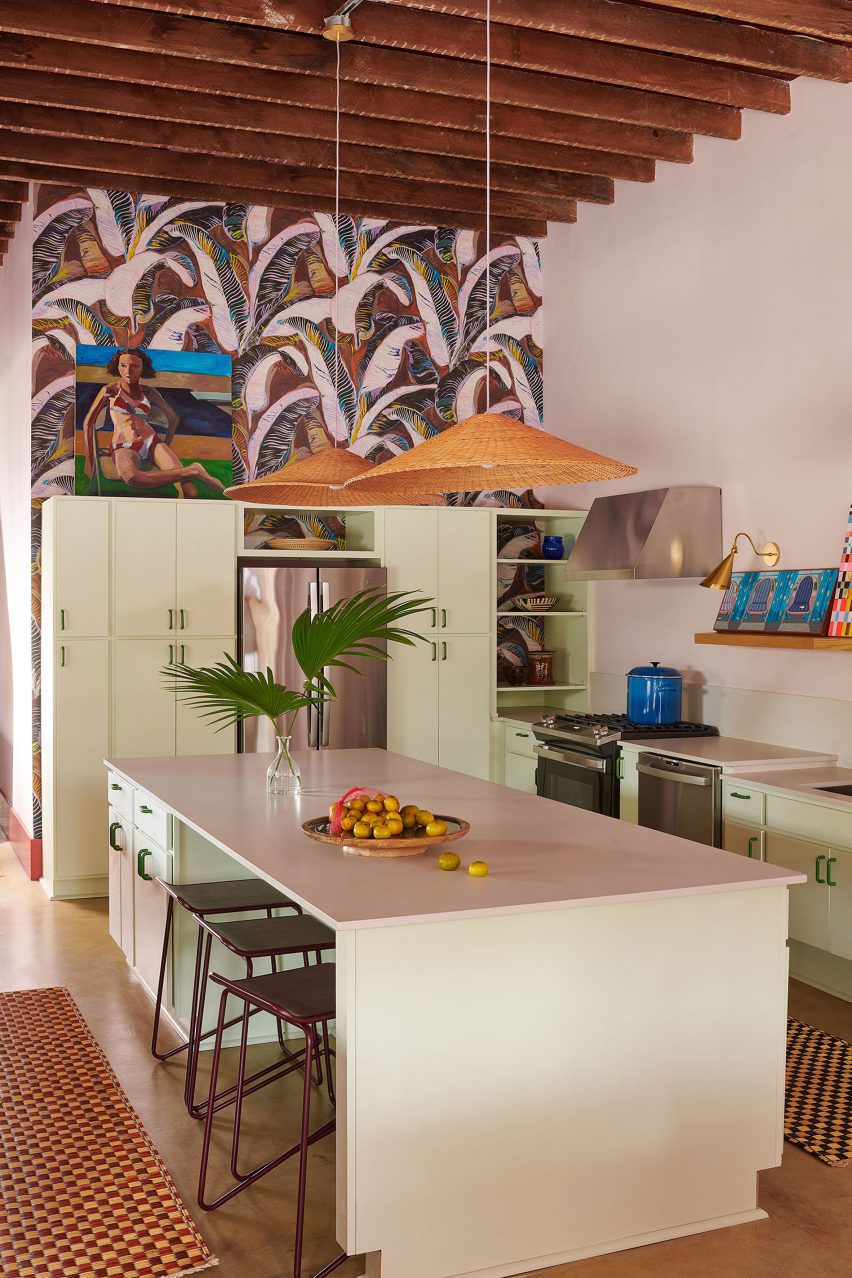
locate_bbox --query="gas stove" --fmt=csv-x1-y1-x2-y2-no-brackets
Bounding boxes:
533,712,718,750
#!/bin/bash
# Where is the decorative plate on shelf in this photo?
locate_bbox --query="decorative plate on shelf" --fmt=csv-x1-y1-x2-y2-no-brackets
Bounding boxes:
302,815,469,858
514,593,559,612
265,537,338,551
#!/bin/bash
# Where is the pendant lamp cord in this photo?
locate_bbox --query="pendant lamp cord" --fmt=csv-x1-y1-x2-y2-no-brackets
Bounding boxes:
334,38,341,449
485,0,491,412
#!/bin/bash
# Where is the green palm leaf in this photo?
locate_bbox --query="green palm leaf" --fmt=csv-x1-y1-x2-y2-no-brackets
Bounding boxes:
162,653,314,734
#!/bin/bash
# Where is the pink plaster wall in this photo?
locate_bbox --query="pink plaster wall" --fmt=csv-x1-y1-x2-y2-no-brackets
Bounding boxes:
540,77,852,704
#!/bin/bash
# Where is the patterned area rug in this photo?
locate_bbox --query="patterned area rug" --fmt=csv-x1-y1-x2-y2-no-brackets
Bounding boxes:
0,986,217,1277
786,1017,852,1166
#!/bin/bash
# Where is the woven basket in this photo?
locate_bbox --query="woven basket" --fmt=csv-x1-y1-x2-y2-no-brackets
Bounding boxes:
340,414,638,498
514,593,558,612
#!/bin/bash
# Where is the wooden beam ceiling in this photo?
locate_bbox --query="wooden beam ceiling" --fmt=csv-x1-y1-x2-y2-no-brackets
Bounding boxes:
0,0,848,248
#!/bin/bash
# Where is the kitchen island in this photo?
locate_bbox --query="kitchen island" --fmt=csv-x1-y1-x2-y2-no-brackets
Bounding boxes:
105,748,802,1278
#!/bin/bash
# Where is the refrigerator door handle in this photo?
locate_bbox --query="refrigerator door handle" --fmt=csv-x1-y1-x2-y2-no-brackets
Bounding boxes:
308,580,319,620
320,581,331,746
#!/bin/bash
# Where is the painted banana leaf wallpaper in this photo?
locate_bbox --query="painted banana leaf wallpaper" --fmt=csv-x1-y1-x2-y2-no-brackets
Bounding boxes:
28,185,544,837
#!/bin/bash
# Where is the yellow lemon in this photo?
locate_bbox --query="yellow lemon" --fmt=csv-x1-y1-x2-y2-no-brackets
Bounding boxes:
352,822,372,839
383,795,400,812
348,798,366,812
386,816,404,835
340,814,358,832
468,860,489,877
401,804,419,818
425,819,448,838
373,823,392,840
416,810,434,827
401,812,418,829
366,799,384,814
437,851,461,872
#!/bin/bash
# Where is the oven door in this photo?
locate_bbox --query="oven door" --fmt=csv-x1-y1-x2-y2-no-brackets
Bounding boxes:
534,743,616,817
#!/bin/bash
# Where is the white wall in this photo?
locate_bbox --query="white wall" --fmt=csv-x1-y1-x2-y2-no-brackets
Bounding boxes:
541,78,852,720
0,202,34,829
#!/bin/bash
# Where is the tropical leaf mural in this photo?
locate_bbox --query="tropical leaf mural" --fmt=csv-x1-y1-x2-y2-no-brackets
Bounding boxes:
29,182,544,838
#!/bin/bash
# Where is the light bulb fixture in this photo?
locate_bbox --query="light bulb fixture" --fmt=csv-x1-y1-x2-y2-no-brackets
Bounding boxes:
322,0,364,41
700,531,781,591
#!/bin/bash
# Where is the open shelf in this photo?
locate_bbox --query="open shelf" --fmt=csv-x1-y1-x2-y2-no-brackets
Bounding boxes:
238,549,379,561
497,558,570,566
497,684,587,693
695,632,852,651
496,610,586,617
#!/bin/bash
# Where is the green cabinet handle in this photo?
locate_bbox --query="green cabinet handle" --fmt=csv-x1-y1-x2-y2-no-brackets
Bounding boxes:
430,642,437,662
815,854,826,884
747,836,758,859
728,792,751,801
110,782,122,791
168,608,174,630
441,641,447,661
140,804,153,814
137,848,153,881
429,608,437,628
827,857,838,888
109,821,123,851
179,608,186,630
616,756,624,781
441,608,447,628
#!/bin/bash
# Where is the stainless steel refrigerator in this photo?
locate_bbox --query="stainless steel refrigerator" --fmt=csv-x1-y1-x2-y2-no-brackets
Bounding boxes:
239,565,387,753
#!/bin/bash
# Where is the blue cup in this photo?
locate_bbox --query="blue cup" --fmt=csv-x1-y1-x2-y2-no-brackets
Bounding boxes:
542,535,564,560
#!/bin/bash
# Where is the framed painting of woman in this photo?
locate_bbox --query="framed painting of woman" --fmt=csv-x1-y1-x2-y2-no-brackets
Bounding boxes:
74,345,233,499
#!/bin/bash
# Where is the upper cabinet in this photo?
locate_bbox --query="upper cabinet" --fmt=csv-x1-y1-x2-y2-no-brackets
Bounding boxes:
44,498,110,637
113,500,238,637
384,507,491,636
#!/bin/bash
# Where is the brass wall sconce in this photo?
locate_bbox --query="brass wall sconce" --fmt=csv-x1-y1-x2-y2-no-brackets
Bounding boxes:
700,532,781,591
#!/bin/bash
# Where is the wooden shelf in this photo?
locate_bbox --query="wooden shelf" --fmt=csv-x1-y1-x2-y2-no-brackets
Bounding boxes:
496,610,586,617
497,684,587,692
695,632,852,651
239,549,378,560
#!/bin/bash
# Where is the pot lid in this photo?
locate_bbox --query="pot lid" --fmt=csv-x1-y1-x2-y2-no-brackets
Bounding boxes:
627,661,681,679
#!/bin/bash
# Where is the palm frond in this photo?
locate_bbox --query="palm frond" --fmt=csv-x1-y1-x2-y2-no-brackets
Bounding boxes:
291,588,431,685
162,653,313,732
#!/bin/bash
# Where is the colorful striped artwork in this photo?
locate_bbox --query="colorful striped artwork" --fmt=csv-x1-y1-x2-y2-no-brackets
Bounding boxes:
828,506,852,638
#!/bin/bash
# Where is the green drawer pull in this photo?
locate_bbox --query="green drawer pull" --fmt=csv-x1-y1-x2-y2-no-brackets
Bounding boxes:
110,782,122,791
616,756,624,781
140,804,153,814
815,854,826,884
728,792,751,801
109,821,123,851
747,836,758,859
827,857,838,888
137,848,153,881
515,732,530,739
430,642,437,662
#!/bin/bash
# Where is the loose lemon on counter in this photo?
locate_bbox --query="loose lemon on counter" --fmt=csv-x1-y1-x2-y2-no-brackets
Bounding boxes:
383,795,400,812
416,809,434,827
373,823,392,839
437,851,461,871
468,860,489,877
425,819,448,838
352,822,372,839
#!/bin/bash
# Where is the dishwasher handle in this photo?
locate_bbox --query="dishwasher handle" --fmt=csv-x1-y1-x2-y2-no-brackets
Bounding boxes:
637,761,711,788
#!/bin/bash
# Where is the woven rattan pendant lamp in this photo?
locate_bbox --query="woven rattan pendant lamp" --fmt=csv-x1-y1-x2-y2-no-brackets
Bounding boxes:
342,0,636,503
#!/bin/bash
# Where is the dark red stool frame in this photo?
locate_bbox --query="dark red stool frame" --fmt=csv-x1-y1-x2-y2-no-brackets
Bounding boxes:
198,967,346,1278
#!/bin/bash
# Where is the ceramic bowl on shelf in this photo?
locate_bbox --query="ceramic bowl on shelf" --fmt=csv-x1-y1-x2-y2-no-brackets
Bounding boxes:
265,537,337,551
513,593,559,612
302,815,470,858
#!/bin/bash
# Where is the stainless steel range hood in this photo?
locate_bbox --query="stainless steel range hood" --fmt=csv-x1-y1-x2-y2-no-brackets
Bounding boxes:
564,486,722,580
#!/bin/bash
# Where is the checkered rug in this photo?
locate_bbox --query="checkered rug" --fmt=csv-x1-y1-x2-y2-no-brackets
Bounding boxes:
786,1017,852,1166
0,986,217,1277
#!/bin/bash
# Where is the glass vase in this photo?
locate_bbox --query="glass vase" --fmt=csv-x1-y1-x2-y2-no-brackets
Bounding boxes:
267,734,301,795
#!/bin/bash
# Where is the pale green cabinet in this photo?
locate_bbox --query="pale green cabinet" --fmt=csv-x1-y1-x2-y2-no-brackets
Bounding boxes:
505,753,538,795
723,821,764,861
765,832,830,951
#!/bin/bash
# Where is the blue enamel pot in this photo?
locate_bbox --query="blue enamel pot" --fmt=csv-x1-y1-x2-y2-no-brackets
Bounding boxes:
626,662,682,725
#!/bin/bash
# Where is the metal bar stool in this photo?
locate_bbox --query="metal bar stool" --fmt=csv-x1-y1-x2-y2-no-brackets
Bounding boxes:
185,913,336,1120
152,878,301,1067
198,964,346,1278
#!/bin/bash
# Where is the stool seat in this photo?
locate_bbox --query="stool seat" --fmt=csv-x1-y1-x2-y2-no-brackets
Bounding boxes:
215,964,336,1024
203,915,335,959
160,878,296,915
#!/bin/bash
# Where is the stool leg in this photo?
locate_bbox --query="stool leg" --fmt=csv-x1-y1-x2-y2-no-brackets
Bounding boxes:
229,995,253,1181
321,1019,335,1108
197,988,230,1212
186,930,214,1116
151,896,176,1059
293,1024,315,1278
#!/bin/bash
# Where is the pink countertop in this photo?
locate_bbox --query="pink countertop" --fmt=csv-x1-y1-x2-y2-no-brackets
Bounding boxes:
107,749,803,930
621,736,835,769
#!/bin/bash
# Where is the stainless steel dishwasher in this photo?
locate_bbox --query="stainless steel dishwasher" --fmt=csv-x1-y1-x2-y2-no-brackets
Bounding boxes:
636,752,722,847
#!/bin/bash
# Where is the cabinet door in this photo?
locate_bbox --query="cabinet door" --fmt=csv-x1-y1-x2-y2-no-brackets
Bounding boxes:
113,639,177,757
175,638,236,755
107,807,134,958
827,848,852,964
505,751,538,795
438,635,492,780
53,500,110,636
619,749,639,824
52,639,111,880
113,501,176,636
723,822,764,861
132,831,171,999
175,504,236,636
764,832,829,950
387,636,439,765
384,508,438,634
437,508,492,635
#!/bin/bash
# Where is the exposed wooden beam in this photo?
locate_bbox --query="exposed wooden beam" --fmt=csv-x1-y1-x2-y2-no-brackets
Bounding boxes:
0,178,29,201
632,1,852,45
378,0,852,80
0,162,555,235
0,201,22,218
0,34,702,152
0,2,745,136
0,102,617,201
72,0,801,107
0,128,589,221
0,67,656,181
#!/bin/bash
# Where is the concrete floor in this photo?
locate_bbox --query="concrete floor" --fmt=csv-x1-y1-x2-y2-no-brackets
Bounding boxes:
1,840,849,1278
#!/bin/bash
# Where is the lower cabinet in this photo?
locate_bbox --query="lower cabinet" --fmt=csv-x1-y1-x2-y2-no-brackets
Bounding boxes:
619,749,638,824
131,828,173,998
505,752,537,794
108,807,135,961
723,821,764,861
765,832,830,952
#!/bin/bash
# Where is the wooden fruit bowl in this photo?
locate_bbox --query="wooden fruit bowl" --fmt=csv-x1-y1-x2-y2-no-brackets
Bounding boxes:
302,815,470,858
